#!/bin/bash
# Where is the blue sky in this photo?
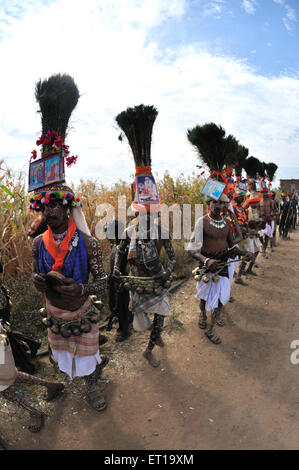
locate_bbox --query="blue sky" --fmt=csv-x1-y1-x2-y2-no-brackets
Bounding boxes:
152,0,299,75
0,0,298,188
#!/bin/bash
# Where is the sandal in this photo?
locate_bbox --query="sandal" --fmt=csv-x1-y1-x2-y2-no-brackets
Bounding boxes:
216,318,225,327
205,331,221,344
87,389,107,412
198,318,207,330
28,412,44,433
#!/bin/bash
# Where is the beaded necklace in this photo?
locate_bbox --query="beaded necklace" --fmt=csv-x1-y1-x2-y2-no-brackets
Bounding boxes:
208,213,226,229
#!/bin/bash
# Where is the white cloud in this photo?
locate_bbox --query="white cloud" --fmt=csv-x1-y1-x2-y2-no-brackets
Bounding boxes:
203,0,226,19
272,0,297,33
242,0,258,15
0,0,298,188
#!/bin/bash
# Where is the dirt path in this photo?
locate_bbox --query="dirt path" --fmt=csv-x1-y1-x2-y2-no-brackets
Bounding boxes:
1,230,299,450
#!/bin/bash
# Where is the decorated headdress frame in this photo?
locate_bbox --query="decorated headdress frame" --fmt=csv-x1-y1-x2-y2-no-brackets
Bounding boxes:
187,122,239,201
115,104,160,213
29,74,81,211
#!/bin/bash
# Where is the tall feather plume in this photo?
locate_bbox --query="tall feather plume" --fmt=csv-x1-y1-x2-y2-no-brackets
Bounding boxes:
233,145,249,177
35,74,80,141
187,123,238,172
265,162,278,182
115,104,158,167
243,156,262,179
259,161,266,178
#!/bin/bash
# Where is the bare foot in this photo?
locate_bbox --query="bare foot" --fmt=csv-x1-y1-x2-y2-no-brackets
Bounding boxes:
143,350,160,368
28,412,44,433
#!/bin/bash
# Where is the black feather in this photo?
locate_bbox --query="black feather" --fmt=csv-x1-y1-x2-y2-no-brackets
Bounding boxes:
115,104,158,167
35,73,79,141
243,156,262,178
187,123,238,172
233,145,249,177
265,162,278,182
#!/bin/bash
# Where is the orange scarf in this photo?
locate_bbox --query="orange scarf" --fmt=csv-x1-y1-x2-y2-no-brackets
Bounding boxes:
42,218,77,273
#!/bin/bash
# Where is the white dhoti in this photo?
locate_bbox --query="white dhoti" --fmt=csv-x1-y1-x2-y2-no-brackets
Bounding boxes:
260,222,273,238
195,273,231,312
52,349,102,379
228,257,238,285
248,236,261,253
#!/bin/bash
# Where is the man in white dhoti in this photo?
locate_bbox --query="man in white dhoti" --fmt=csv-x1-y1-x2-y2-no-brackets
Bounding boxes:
188,195,252,344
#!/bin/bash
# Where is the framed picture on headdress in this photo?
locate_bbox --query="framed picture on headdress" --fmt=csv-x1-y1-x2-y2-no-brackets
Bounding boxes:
201,177,226,201
44,153,65,186
136,174,160,205
29,152,65,192
238,180,247,191
28,159,45,191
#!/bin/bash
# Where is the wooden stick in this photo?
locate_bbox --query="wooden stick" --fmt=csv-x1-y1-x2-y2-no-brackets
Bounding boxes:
119,275,154,281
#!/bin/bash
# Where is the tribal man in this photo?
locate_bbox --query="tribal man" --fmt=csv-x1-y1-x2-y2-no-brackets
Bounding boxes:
259,187,275,258
231,190,250,285
113,212,176,367
31,186,109,412
114,104,176,368
29,74,108,411
188,194,252,344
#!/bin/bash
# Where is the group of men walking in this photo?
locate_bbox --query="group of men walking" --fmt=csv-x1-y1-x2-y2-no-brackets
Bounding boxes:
1,73,298,441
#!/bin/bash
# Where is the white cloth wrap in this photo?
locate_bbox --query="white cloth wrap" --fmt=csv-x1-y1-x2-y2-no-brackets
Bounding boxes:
228,257,238,284
248,237,261,253
51,349,102,379
260,222,273,238
195,273,231,312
